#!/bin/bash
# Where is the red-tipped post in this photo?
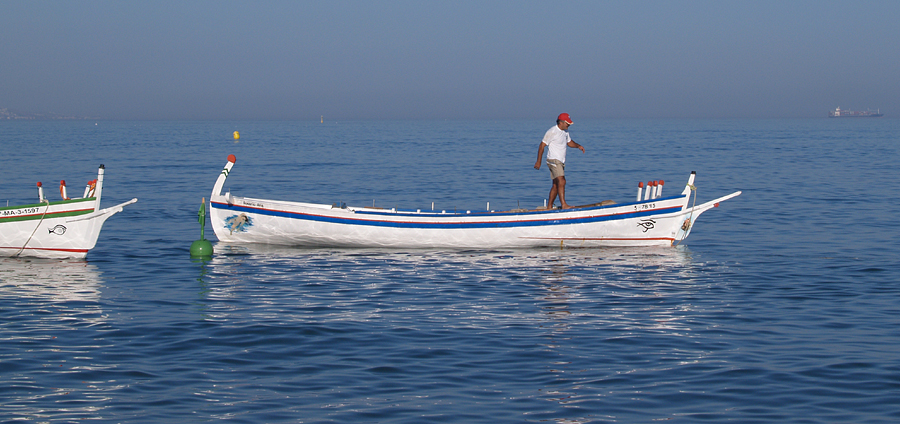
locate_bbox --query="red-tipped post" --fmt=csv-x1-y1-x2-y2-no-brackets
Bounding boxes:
60,180,69,200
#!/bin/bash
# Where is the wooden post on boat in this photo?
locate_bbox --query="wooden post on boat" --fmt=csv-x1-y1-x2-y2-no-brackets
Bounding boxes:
94,165,105,211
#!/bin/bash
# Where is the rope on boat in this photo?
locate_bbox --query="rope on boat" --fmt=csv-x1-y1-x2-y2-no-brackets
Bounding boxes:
15,199,51,257
673,184,698,247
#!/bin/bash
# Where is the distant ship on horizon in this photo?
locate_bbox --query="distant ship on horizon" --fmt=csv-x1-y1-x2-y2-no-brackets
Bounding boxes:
828,107,883,118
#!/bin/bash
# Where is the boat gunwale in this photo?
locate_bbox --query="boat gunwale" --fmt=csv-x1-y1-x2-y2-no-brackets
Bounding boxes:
212,193,687,219
210,198,686,229
349,194,686,217
0,207,96,223
0,197,96,212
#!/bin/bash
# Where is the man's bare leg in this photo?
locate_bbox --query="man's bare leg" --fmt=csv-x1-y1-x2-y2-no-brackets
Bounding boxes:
547,183,558,209
556,176,571,209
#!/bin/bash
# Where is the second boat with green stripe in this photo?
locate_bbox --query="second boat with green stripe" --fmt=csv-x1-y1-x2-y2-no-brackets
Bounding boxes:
0,165,137,259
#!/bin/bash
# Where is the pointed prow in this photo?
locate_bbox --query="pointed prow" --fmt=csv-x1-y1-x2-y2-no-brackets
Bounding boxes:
212,155,237,201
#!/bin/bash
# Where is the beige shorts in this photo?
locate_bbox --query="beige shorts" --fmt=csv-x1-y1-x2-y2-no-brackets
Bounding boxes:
547,159,565,179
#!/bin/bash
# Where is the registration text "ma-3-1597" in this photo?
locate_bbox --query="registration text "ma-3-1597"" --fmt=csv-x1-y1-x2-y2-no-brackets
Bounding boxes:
2,207,40,217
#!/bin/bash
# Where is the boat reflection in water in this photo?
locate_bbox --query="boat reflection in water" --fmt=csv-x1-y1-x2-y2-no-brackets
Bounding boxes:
0,258,106,349
533,247,710,420
197,244,721,422
0,258,104,305
201,243,701,326
203,243,703,339
0,258,108,418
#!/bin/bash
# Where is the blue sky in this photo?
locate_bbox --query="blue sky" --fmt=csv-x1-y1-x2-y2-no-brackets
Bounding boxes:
2,1,897,120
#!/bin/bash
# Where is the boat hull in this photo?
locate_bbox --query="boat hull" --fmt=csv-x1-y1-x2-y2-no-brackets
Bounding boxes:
212,198,692,248
829,107,883,117
209,156,740,249
0,198,137,259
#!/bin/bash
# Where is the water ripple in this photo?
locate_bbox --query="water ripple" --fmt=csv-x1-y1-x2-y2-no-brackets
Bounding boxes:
2,120,899,422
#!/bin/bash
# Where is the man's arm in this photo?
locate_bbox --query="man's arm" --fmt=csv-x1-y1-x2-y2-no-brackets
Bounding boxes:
534,142,546,169
567,140,585,153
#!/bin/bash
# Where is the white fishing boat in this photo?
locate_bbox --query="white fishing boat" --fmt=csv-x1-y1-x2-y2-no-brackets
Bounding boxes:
209,155,740,248
0,165,137,259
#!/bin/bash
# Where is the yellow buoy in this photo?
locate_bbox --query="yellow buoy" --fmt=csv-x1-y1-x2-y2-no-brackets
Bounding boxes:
233,131,240,140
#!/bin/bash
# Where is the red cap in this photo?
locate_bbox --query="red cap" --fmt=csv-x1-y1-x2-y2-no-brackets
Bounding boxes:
557,113,573,124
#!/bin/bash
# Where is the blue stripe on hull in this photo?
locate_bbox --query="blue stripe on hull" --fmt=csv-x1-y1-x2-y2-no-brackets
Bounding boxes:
211,202,683,230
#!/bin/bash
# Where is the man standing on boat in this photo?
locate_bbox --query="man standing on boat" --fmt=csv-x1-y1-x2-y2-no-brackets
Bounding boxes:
534,113,585,209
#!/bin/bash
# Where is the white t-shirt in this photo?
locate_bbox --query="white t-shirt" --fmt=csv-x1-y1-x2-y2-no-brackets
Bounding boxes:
542,125,572,163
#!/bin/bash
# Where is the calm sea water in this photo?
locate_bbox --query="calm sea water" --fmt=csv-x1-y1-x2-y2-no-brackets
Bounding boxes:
1,119,898,423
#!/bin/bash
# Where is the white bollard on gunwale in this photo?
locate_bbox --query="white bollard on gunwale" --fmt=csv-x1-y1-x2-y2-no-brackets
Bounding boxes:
637,182,644,202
